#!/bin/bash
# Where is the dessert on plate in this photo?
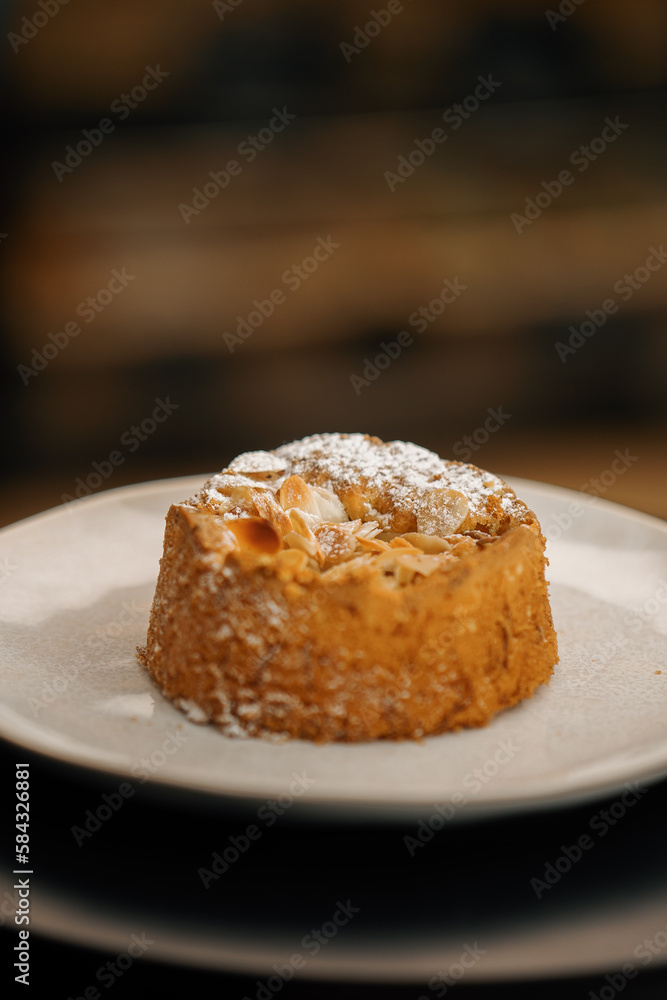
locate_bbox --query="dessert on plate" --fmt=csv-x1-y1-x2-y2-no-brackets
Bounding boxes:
138,433,558,742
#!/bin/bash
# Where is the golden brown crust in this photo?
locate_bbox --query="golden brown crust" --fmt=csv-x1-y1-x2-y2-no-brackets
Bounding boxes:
139,433,559,741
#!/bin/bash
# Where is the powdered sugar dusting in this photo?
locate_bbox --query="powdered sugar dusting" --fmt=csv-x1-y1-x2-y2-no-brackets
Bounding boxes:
195,433,525,533
227,450,286,475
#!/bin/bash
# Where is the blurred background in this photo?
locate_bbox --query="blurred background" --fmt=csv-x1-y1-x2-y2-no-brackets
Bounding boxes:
2,0,667,525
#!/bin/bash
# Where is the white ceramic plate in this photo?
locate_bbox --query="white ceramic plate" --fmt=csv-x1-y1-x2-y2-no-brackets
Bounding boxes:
1,475,666,819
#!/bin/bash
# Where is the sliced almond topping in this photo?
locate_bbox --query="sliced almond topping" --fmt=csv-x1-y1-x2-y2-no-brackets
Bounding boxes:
417,489,469,537
212,495,234,516
353,520,382,540
215,472,276,496
357,536,391,553
213,479,269,514
250,489,292,535
396,553,441,577
287,507,318,539
376,549,442,583
215,521,240,550
226,517,283,554
274,548,310,576
309,485,348,523
389,537,422,551
279,475,315,514
284,508,324,564
314,523,358,564
321,552,375,580
226,489,253,508
190,513,239,554
279,475,348,524
283,530,321,561
402,532,452,554
395,561,419,586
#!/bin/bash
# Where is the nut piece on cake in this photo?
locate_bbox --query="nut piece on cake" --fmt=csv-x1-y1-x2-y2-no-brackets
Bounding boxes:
138,433,559,742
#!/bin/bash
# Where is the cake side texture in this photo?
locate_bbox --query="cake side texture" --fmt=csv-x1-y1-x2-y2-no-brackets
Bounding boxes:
138,433,559,741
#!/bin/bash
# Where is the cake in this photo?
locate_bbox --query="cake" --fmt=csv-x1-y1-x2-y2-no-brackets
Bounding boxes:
138,433,558,741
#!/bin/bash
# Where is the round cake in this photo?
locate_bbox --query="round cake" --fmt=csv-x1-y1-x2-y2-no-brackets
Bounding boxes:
138,433,558,741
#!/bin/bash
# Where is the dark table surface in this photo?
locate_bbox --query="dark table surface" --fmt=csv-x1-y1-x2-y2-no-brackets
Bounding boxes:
2,733,667,1000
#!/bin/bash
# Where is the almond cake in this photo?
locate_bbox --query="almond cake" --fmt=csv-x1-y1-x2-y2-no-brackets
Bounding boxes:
138,433,558,741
